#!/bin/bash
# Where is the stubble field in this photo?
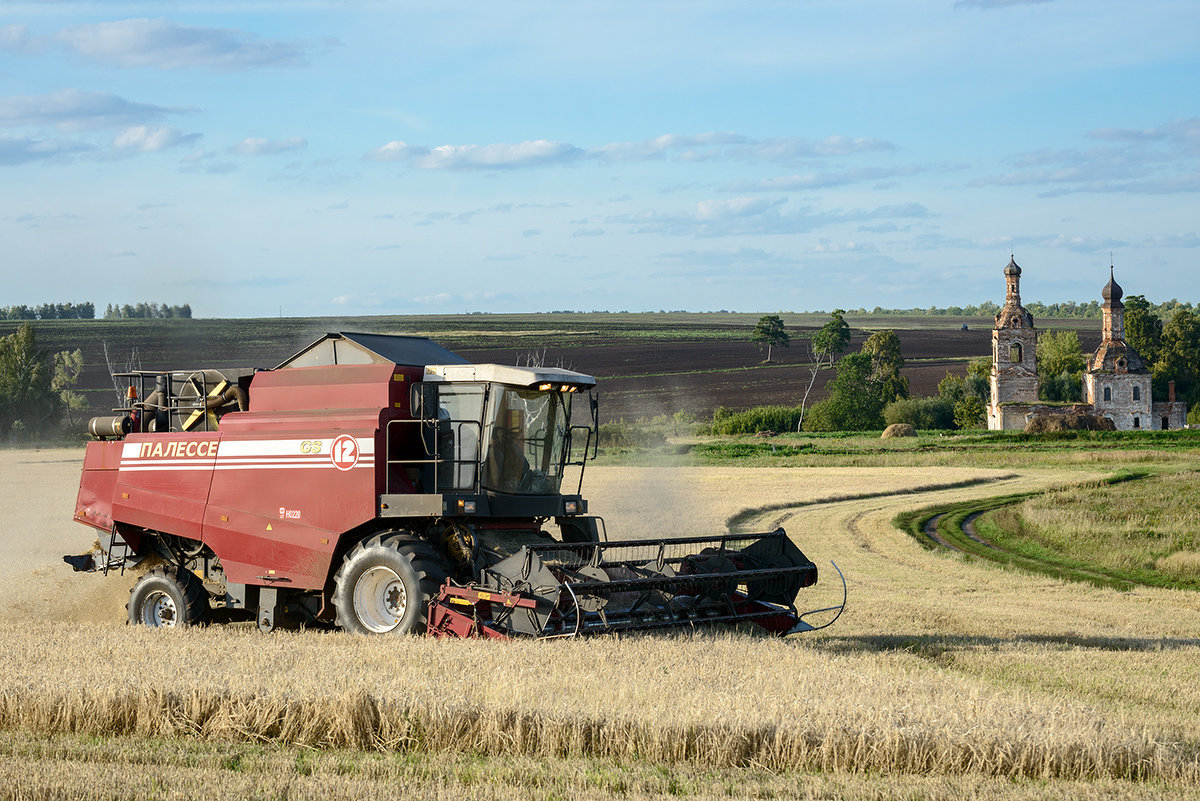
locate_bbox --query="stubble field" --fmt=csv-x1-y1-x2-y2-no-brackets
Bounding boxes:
2,446,1199,799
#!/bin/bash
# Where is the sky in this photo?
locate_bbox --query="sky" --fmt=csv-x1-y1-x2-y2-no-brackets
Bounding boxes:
1,0,1198,319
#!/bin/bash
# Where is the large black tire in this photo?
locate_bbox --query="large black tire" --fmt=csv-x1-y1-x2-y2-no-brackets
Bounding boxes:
127,565,211,628
331,532,448,635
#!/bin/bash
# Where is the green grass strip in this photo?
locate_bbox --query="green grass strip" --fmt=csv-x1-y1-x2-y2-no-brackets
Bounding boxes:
893,471,1172,592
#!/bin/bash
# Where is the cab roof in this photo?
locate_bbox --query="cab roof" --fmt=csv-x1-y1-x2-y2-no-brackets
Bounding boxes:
423,363,596,389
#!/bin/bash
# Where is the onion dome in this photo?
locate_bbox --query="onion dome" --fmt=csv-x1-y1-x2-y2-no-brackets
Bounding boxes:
1004,257,1021,277
1101,267,1123,303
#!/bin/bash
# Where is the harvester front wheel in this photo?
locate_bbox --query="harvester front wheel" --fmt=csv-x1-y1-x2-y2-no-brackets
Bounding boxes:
332,533,448,635
127,565,211,628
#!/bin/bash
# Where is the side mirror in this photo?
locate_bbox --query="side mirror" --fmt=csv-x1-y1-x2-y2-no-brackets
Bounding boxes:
409,382,439,420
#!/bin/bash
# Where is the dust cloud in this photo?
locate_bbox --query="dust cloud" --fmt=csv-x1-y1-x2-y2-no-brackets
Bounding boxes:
0,447,132,624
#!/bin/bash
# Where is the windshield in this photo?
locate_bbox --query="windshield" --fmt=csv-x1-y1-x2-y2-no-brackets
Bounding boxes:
481,386,571,495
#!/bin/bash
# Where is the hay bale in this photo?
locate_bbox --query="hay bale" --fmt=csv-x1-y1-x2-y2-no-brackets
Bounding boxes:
1024,413,1116,433
881,423,917,439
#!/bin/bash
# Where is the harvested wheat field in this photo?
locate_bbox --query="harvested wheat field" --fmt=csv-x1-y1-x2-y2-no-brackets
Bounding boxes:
1,447,1199,800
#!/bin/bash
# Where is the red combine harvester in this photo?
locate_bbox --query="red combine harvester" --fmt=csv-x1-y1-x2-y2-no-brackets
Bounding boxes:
67,333,843,638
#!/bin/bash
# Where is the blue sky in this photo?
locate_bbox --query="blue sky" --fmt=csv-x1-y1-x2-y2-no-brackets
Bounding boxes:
2,0,1198,318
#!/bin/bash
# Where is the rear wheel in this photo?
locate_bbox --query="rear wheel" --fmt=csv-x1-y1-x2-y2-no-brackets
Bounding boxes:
127,566,211,628
332,533,448,635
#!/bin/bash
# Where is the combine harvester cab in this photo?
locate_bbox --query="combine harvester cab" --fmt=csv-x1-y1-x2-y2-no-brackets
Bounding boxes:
68,332,843,637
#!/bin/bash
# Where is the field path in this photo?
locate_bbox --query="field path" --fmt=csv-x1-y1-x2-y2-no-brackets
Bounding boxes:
721,467,1200,740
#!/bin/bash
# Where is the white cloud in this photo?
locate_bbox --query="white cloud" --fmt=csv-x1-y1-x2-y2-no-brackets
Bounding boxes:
721,165,934,192
695,196,784,221
588,132,748,163
364,140,429,162
608,197,930,237
0,24,43,55
733,135,894,161
56,18,306,71
1138,233,1200,249
0,89,178,132
113,125,198,152
234,136,307,156
0,134,93,165
363,131,895,170
414,140,582,169
975,117,1200,196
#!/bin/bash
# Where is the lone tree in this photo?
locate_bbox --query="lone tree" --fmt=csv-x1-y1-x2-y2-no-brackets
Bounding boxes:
798,309,851,429
751,314,790,362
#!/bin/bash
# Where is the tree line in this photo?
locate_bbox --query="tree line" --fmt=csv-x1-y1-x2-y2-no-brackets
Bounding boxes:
103,303,192,319
852,298,1196,320
0,302,193,320
0,302,96,320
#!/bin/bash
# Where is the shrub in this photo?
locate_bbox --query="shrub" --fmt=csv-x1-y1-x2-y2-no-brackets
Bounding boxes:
709,404,804,435
883,397,956,430
598,420,666,450
800,399,838,432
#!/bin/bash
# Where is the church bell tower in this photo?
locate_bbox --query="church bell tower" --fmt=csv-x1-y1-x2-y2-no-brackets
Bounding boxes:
988,257,1039,428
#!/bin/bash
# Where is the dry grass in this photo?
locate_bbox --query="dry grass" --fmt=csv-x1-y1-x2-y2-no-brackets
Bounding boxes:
6,731,1194,801
984,471,1200,587
1,624,1195,784
3,449,1200,798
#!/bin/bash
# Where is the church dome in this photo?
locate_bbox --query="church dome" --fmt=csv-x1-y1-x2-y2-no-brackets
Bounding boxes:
1102,267,1123,303
1004,257,1021,277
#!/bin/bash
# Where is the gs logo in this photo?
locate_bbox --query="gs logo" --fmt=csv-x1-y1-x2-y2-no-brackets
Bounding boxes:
300,440,323,454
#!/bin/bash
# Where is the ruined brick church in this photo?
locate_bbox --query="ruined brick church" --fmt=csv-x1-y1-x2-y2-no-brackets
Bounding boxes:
985,258,1187,431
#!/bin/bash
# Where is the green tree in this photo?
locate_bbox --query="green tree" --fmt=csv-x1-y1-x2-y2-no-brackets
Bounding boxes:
1124,294,1162,366
52,348,88,429
751,314,790,362
798,309,852,429
803,351,884,431
953,396,986,429
0,323,58,439
1036,330,1085,402
862,330,908,404
938,363,988,406
1154,309,1200,407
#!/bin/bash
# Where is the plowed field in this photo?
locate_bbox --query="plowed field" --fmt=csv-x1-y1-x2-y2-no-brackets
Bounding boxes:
4,313,1101,423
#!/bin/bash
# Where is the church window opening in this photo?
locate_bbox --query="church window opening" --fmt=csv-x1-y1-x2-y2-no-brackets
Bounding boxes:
1010,343,1022,363
1133,416,1140,429
1133,386,1140,401
1163,416,1170,430
1103,386,1111,402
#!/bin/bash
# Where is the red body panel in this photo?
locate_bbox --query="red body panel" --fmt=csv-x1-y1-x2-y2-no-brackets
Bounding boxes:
74,363,420,591
75,441,122,532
